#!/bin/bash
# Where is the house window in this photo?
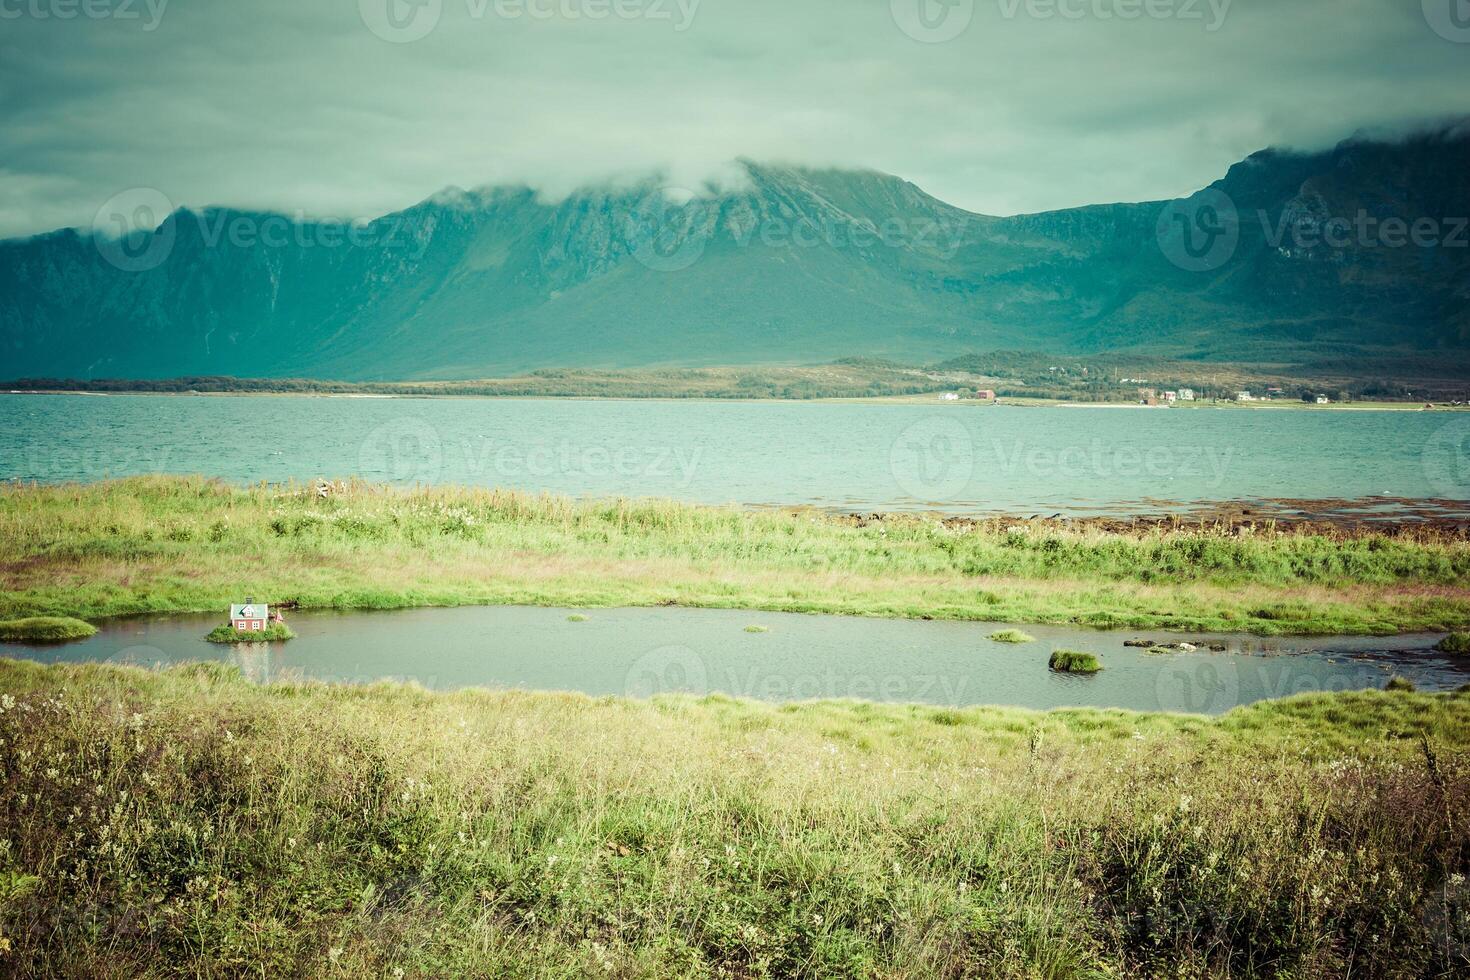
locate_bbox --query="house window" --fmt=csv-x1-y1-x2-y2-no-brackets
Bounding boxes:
252,620,262,630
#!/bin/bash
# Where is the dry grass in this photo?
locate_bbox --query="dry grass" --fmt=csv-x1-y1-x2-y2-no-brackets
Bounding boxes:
0,660,1466,977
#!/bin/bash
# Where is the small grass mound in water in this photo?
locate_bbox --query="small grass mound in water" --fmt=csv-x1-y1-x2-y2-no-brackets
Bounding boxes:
205,623,295,644
1385,676,1417,692
1049,649,1102,674
1436,632,1470,654
989,628,1035,643
0,616,97,643
566,613,588,622
744,625,769,633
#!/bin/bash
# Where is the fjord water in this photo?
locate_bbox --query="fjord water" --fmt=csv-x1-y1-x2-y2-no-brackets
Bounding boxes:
2,393,1466,514
4,606,1465,713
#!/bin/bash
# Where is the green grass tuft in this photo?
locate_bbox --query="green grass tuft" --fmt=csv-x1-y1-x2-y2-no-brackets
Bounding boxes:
744,624,769,633
566,613,589,622
0,616,97,643
1385,675,1417,692
1049,649,1102,674
1436,632,1470,654
989,628,1036,643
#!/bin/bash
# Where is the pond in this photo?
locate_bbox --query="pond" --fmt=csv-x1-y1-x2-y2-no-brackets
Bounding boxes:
3,606,1465,714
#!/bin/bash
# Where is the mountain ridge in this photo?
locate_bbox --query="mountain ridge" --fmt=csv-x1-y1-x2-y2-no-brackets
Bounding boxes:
1,128,1466,380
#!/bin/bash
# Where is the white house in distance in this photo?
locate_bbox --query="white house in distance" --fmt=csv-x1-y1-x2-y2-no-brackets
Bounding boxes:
1316,395,1331,404
938,392,960,401
1178,388,1196,401
230,600,270,633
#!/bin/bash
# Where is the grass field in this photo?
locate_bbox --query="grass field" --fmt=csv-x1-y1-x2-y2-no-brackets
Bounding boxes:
3,476,1468,635
0,659,1466,977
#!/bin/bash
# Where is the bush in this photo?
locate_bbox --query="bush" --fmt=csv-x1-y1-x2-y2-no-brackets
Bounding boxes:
1436,632,1470,654
205,623,295,644
1049,649,1102,674
566,613,588,622
1385,676,1417,692
0,617,97,643
989,628,1036,643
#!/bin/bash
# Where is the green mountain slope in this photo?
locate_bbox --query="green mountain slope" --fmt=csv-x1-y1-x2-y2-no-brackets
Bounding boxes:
1,129,1466,380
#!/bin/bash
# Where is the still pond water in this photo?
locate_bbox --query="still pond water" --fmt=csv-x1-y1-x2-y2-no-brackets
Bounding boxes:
5,606,1466,714
3,393,1467,514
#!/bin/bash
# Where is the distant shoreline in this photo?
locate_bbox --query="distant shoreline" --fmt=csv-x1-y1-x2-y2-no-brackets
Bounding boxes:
4,386,1462,412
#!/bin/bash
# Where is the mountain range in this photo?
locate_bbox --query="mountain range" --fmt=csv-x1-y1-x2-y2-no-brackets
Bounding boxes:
1,127,1467,380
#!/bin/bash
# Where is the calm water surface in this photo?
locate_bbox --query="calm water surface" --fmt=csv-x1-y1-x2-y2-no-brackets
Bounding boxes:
2,393,1467,514
4,606,1465,713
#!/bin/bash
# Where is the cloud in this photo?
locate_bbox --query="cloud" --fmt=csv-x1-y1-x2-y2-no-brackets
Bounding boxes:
0,0,1466,238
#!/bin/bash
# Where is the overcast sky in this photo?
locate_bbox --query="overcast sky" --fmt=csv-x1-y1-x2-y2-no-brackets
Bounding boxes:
0,0,1466,238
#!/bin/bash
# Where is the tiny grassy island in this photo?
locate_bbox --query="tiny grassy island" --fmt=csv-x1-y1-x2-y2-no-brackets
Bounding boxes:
205,622,295,644
1049,649,1103,674
0,616,97,643
989,628,1036,643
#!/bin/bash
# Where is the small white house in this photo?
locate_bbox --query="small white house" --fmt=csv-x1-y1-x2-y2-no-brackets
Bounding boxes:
938,392,960,401
1178,388,1196,401
1236,391,1254,402
1316,395,1330,405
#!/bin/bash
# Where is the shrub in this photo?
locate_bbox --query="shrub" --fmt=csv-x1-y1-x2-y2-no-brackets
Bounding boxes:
1436,632,1470,654
989,628,1036,643
567,613,588,622
1385,676,1416,692
744,625,769,633
1049,649,1102,674
0,617,97,643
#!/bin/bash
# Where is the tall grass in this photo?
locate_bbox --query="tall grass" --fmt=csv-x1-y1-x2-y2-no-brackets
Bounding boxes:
2,476,1468,634
0,660,1466,977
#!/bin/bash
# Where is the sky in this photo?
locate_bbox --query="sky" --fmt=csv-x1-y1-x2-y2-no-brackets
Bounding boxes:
0,0,1466,239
